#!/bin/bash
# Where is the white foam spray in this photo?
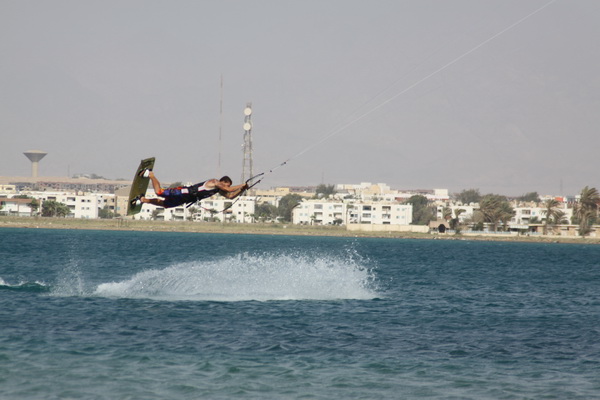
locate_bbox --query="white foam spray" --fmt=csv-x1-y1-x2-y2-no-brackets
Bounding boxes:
94,251,378,302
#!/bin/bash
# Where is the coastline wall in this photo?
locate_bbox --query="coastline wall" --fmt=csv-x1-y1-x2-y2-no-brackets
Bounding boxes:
346,224,429,233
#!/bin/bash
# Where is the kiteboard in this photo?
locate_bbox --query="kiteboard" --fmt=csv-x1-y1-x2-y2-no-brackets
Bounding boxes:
126,157,155,216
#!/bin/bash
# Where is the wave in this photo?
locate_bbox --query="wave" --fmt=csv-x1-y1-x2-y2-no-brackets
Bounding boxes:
0,277,50,293
93,252,379,302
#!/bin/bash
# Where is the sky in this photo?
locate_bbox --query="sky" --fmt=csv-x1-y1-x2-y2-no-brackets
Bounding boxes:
1,0,598,196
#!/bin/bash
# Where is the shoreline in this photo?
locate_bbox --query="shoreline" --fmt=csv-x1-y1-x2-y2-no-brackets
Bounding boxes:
1,216,599,244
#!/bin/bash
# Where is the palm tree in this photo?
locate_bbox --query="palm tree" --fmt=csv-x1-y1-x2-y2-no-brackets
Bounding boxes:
479,196,501,231
442,207,452,221
499,202,515,231
479,195,514,232
550,210,568,234
574,186,599,236
553,210,568,224
541,198,561,235
449,208,465,232
151,210,161,220
208,208,219,222
574,187,599,236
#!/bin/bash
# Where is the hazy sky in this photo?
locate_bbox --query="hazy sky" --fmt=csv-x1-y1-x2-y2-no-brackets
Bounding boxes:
1,0,598,196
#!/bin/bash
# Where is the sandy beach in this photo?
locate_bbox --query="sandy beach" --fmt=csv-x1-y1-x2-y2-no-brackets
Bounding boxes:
1,216,599,244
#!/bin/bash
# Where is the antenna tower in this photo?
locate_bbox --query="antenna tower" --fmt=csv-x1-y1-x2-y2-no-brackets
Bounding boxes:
241,103,253,183
218,75,223,175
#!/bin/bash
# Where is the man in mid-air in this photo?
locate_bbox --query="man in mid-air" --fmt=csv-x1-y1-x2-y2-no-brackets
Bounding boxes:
132,169,248,208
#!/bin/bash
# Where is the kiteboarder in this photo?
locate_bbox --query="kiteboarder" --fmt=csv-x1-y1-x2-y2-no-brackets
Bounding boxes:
131,169,248,208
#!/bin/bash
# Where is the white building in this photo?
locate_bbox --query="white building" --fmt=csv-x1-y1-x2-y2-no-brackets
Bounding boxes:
0,192,117,219
0,197,33,216
134,195,257,223
434,200,575,230
37,192,112,219
293,199,413,226
194,197,257,223
336,182,395,200
350,202,413,225
511,205,573,226
293,200,346,225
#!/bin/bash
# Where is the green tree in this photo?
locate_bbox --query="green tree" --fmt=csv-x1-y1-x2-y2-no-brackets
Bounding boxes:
472,220,484,232
278,194,303,223
315,184,336,199
28,198,40,216
498,202,515,231
98,205,114,219
406,195,435,225
442,206,452,221
255,203,278,222
541,198,561,235
188,206,198,220
449,208,466,232
479,194,514,232
553,210,568,228
205,208,219,222
574,186,599,236
455,189,482,205
517,192,540,203
41,200,71,217
58,204,69,217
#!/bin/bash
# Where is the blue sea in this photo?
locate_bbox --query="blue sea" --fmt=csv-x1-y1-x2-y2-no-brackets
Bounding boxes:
1,228,599,399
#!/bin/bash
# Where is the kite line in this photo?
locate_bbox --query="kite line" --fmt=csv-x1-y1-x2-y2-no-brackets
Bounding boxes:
255,0,558,184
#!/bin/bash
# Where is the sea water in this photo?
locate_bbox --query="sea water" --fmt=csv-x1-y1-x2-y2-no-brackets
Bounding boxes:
1,228,599,399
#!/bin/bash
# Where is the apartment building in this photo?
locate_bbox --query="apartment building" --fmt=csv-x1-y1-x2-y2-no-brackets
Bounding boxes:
350,202,413,225
0,192,116,219
293,200,413,226
293,200,346,225
511,205,573,226
133,196,257,223
37,192,112,219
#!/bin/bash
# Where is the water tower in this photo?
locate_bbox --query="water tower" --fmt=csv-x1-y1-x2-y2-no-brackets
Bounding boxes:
23,150,47,178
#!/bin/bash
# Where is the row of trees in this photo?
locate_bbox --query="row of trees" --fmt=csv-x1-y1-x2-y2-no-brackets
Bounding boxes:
140,185,600,233
418,186,599,236
255,194,303,223
1,196,117,219
182,194,304,223
3,185,599,236
455,189,542,205
40,200,70,217
573,186,600,236
192,185,337,223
